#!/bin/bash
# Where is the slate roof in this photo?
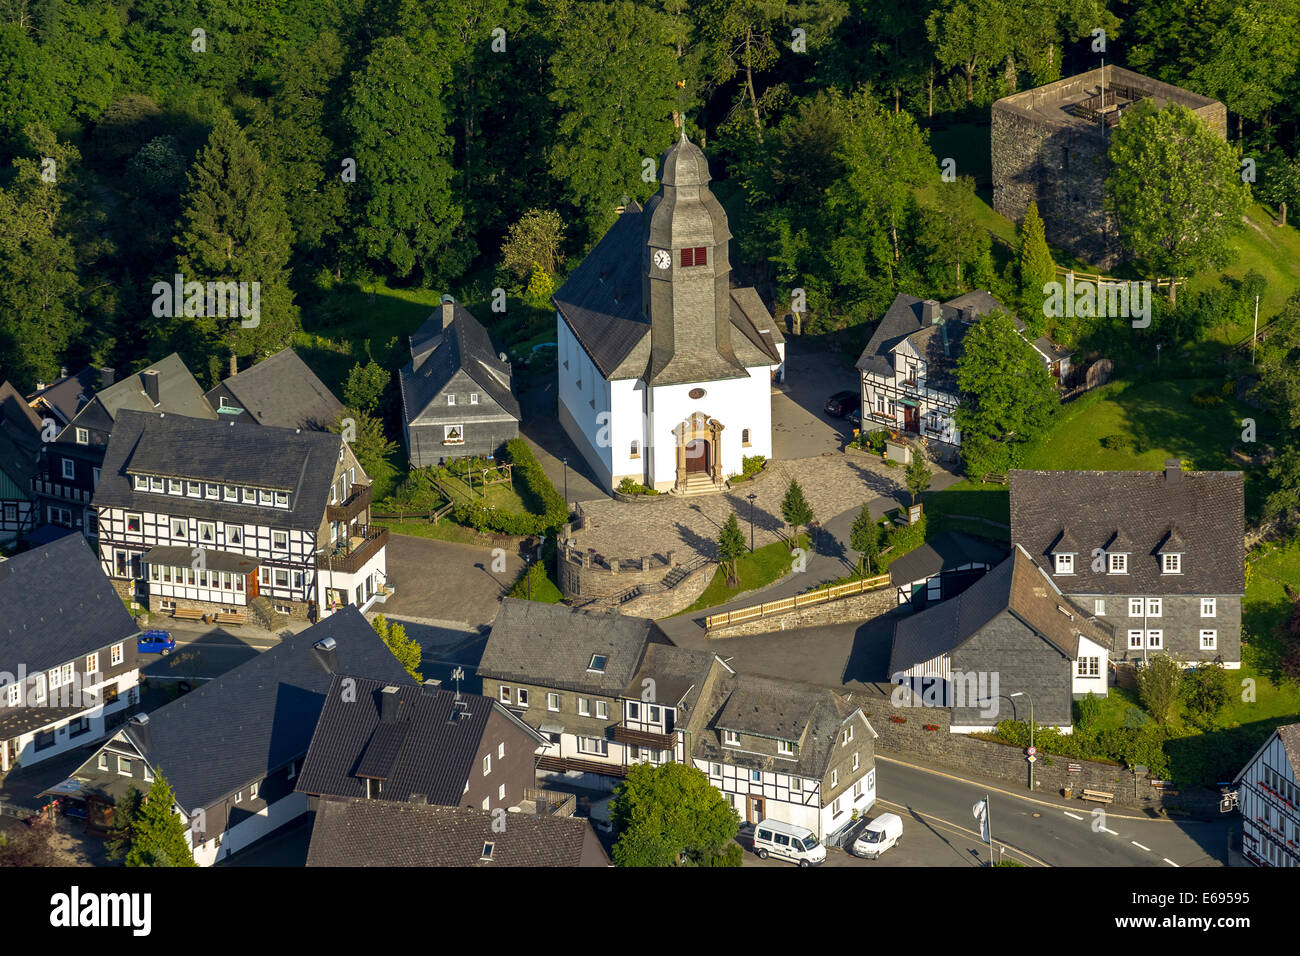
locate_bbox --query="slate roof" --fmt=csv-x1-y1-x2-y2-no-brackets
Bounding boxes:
697,675,869,780
0,427,37,491
94,410,345,531
1278,724,1300,776
0,534,139,673
888,531,1009,585
626,642,723,714
552,158,782,383
206,349,343,431
857,291,1070,380
90,353,216,424
305,799,609,867
295,676,545,804
0,380,42,439
27,367,103,423
890,546,1113,675
400,302,520,425
103,608,412,813
478,599,665,696
142,546,260,574
1009,465,1245,595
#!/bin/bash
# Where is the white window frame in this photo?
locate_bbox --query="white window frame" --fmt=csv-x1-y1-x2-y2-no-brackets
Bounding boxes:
1146,629,1163,649
470,393,479,405
1146,598,1162,617
1077,656,1100,677
483,754,491,776
171,518,187,538
111,643,124,666
125,513,142,533
1162,553,1181,574
1108,553,1127,574
61,458,75,479
1054,553,1074,575
1128,630,1144,649
578,698,590,717
595,700,608,719
272,531,288,551
447,394,456,406
547,692,560,712
1094,599,1106,616
777,740,794,756
1200,629,1217,650
499,686,511,703
723,730,740,747
1202,598,1217,618
85,653,98,674
516,688,529,707
1129,598,1144,617
75,427,89,445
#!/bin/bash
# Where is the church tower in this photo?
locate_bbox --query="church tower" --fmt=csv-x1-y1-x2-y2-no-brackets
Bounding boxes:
641,131,747,386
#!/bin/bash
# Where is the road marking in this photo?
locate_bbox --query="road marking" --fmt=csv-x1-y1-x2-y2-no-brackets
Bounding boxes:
875,753,1177,822
874,798,1048,867
1102,827,1119,835
1063,812,1083,820
1131,841,1151,851
1163,858,1179,867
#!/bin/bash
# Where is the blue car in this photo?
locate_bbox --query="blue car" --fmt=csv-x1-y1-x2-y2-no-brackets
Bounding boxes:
137,630,175,656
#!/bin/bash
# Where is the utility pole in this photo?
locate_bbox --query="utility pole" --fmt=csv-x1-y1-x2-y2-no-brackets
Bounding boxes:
1252,294,1260,366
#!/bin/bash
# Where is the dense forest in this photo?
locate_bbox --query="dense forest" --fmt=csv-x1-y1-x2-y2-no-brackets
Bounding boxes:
2,0,1300,394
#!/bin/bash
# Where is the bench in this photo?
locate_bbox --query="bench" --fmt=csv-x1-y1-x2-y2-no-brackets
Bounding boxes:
213,612,246,626
1081,789,1114,804
171,609,206,623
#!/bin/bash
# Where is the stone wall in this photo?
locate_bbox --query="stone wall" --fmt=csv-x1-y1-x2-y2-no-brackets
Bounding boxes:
852,684,1218,815
620,560,715,618
557,544,678,601
706,585,896,638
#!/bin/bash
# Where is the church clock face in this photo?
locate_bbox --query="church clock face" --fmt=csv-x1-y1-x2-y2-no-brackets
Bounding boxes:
653,249,671,270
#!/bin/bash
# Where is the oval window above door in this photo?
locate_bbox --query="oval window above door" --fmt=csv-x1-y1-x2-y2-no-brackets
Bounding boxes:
689,388,706,399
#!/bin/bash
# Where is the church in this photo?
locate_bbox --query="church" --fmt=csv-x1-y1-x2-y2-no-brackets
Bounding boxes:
553,131,785,495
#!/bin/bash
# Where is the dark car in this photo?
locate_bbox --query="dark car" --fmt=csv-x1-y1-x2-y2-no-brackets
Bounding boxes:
824,390,861,418
137,630,175,655
846,407,862,428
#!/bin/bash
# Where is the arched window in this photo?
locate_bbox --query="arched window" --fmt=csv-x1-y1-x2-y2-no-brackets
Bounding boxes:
741,428,751,446
630,440,640,458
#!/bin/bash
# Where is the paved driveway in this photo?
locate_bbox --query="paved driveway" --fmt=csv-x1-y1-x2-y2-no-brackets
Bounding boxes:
771,338,862,460
377,532,525,633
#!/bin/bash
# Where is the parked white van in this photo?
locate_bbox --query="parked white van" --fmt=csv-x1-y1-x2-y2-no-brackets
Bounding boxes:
851,812,903,859
752,819,826,866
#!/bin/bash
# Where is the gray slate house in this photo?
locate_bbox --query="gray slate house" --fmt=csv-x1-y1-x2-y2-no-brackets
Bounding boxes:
856,291,1070,449
890,545,1114,732
0,534,142,771
0,383,41,544
66,607,411,866
204,348,344,431
31,355,216,539
478,599,877,839
400,299,520,467
1232,722,1300,868
26,366,108,429
888,530,1008,608
306,798,610,867
1009,462,1245,667
295,675,546,814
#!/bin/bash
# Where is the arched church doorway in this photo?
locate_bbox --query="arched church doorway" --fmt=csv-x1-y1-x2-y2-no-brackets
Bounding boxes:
684,439,710,474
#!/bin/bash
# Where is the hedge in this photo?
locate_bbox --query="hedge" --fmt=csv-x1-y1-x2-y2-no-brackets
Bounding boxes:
450,440,569,536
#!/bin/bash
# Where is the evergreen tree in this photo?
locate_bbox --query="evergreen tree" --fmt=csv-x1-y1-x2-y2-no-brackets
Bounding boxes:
126,774,197,867
1017,200,1054,311
0,125,82,391
717,512,747,587
105,784,144,862
172,110,300,378
780,478,814,549
332,408,396,484
849,504,880,576
371,613,423,681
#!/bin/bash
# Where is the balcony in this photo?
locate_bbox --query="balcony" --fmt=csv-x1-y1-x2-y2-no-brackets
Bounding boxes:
317,524,388,575
326,483,372,523
613,725,678,750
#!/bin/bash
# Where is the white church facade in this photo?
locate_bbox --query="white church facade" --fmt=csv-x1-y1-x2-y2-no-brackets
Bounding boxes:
553,132,785,495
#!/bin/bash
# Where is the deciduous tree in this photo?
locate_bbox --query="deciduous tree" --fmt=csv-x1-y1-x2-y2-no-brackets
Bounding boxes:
611,762,742,867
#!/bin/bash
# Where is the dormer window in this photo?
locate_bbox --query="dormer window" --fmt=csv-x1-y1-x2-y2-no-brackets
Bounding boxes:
777,740,795,756
1108,553,1127,574
1054,553,1075,575
447,394,456,406
133,475,148,491
723,730,740,747
75,428,89,445
1162,553,1181,574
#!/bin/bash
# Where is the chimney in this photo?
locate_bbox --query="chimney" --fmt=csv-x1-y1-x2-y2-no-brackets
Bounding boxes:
140,369,161,407
59,366,68,379
441,296,455,330
313,635,338,672
130,713,153,752
100,367,115,389
380,685,404,723
1164,459,1182,484
921,300,942,325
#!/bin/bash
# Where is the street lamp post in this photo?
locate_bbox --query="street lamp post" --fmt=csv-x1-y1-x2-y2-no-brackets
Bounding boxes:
562,457,569,514
746,494,757,552
1011,691,1034,793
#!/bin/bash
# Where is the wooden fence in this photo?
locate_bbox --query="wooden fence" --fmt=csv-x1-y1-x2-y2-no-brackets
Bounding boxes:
704,573,890,630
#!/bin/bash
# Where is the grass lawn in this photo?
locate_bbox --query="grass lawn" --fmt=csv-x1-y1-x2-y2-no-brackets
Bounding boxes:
375,519,504,547
438,470,529,514
507,560,565,604
920,479,1010,524
678,534,810,614
1187,203,1300,340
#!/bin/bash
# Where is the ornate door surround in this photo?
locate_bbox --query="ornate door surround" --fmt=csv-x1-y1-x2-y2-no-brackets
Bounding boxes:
673,412,724,490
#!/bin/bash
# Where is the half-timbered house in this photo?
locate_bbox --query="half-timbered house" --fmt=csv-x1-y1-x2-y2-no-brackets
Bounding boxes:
93,409,390,622
1233,722,1300,868
0,534,142,771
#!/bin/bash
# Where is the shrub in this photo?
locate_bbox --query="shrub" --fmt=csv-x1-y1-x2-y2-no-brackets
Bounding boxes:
1075,692,1102,735
1190,388,1223,407
1137,654,1182,724
616,477,658,495
505,438,568,530
1182,664,1233,730
1100,433,1133,451
741,455,765,478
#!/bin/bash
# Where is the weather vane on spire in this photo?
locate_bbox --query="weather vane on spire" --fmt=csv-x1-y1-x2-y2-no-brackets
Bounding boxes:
676,79,687,139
